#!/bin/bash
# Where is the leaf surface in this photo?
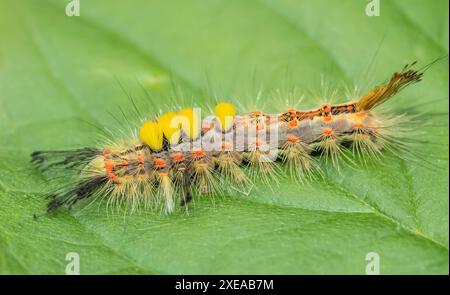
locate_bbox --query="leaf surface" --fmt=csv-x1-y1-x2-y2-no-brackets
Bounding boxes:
0,0,448,274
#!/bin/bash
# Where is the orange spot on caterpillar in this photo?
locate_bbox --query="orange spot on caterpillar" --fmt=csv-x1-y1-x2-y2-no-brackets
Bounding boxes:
322,104,331,114
192,148,205,158
256,123,265,131
221,141,233,151
286,109,298,119
136,152,144,163
201,125,213,134
356,112,366,119
287,135,299,143
354,121,363,129
322,116,333,123
172,152,185,163
255,138,263,147
154,158,167,168
109,173,119,182
322,127,333,136
288,120,298,128
102,149,111,157
105,161,115,174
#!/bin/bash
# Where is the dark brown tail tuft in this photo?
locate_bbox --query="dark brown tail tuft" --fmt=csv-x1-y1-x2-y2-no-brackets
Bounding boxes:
356,62,423,111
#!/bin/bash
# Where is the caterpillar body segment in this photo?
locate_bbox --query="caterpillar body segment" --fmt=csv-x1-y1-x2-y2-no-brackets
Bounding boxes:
31,65,424,214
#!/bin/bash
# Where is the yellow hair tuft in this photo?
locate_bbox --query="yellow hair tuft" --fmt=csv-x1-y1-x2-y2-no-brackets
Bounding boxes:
178,108,200,139
158,112,181,145
139,121,163,151
214,102,236,132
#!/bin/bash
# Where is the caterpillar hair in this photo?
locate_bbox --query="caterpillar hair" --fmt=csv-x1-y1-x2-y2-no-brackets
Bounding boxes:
31,63,425,215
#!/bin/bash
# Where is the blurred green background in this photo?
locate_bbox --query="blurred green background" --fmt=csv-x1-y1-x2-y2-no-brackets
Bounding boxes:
0,0,448,274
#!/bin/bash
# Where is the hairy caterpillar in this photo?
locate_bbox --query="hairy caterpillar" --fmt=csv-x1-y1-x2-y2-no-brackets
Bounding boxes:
31,63,425,215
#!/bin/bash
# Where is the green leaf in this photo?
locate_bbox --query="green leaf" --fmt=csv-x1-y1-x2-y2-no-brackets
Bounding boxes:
0,0,448,274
